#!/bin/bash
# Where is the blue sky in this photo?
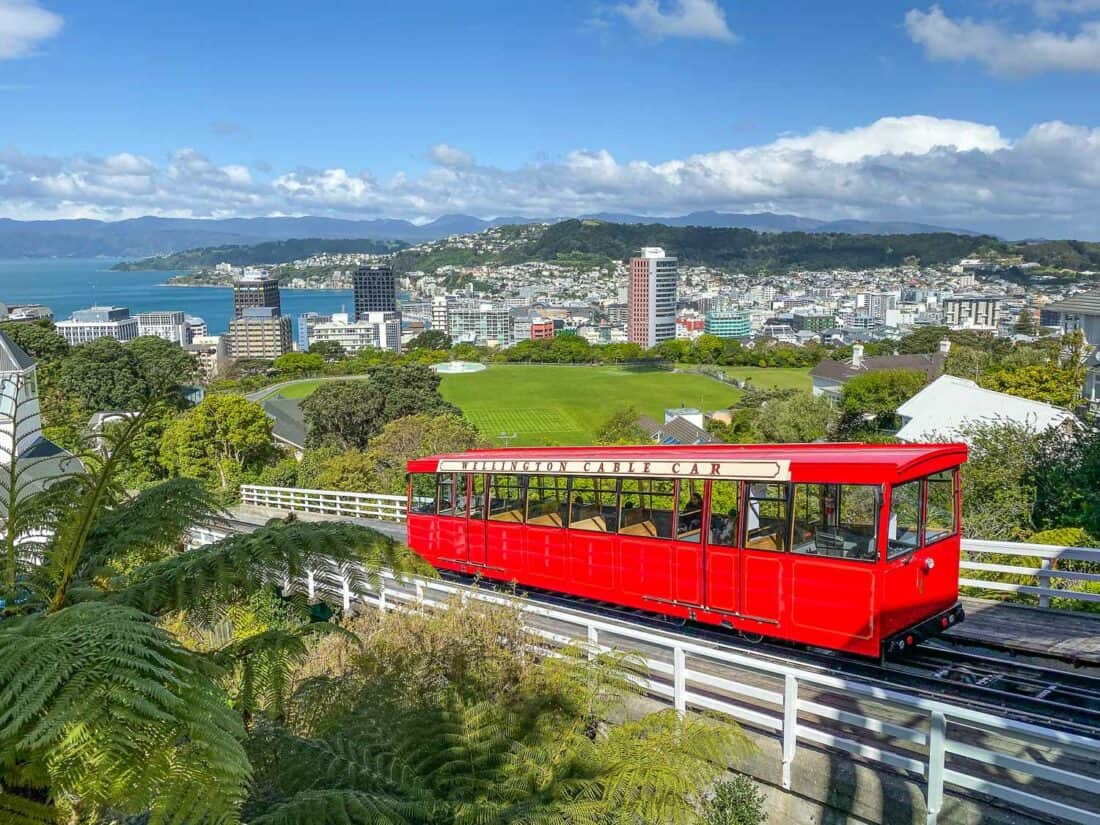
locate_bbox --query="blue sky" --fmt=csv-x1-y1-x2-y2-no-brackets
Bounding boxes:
2,0,1100,237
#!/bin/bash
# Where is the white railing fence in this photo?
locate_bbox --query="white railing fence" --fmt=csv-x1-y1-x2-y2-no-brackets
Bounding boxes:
960,539,1100,609
240,484,406,522
190,520,1100,825
238,484,1100,611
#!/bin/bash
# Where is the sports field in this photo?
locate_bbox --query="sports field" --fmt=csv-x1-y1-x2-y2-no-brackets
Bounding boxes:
439,365,810,446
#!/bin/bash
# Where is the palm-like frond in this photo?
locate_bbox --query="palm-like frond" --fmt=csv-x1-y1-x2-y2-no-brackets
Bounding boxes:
0,791,56,825
109,520,430,618
0,601,249,824
246,789,432,825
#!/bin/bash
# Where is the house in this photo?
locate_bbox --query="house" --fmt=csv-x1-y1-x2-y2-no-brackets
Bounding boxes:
810,342,949,401
1047,289,1100,347
638,408,718,445
895,374,1076,443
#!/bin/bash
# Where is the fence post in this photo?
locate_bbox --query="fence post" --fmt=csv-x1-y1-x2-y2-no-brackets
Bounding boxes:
378,584,387,612
415,580,424,604
782,674,798,790
1038,557,1051,608
341,577,351,612
926,711,947,825
587,625,599,660
673,646,686,716
306,570,315,600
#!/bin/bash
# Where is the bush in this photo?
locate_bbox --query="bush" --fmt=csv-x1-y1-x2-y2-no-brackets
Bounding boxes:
703,775,768,825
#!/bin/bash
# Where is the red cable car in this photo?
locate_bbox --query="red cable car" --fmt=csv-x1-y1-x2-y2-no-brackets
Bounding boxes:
406,443,967,658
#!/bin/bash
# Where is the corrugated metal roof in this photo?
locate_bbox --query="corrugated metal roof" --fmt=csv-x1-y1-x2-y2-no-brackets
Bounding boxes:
1046,290,1100,316
0,330,36,373
810,351,946,383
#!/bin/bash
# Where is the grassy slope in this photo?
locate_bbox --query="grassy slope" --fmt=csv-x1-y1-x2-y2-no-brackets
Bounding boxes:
438,365,810,446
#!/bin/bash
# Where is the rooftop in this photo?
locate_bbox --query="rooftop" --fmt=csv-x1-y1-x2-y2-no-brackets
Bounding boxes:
810,351,947,383
1046,290,1100,317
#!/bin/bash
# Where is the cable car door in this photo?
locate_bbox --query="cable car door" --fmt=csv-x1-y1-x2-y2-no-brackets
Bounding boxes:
704,479,741,614
466,473,488,566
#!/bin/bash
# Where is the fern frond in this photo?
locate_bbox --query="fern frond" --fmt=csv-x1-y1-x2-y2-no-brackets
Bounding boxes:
78,477,226,581
0,601,249,823
0,790,56,825
110,521,431,617
247,788,433,825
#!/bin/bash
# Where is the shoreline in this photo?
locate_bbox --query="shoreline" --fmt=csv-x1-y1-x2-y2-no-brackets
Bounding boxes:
164,282,350,291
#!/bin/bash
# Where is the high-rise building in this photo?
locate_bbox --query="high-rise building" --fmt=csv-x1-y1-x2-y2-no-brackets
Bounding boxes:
186,335,228,381
227,307,292,359
353,265,397,319
56,306,140,345
233,269,281,319
628,247,677,348
447,302,512,346
942,296,1001,330
137,311,191,345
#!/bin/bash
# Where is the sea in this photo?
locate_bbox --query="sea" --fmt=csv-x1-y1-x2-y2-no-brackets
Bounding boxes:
0,258,355,335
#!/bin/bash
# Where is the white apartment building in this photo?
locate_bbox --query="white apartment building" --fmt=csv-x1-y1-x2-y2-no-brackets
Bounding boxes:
305,312,401,354
137,310,191,345
186,335,228,381
447,302,512,347
56,306,139,345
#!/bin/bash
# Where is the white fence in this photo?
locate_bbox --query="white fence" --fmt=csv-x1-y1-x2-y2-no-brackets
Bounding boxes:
960,539,1100,609
190,517,1100,825
240,484,406,522
239,484,1100,611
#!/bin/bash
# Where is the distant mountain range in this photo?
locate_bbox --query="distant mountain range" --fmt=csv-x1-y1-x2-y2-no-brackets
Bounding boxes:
0,211,984,260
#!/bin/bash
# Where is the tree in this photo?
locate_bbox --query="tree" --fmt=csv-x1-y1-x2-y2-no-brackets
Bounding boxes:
839,369,928,433
273,351,325,377
243,595,752,825
56,337,149,413
980,364,1082,408
406,329,452,351
314,449,379,492
160,394,275,493
130,334,200,396
1014,307,1037,336
0,402,421,823
361,413,485,494
307,339,346,361
953,421,1043,540
300,381,386,450
596,405,651,445
0,320,69,362
757,391,837,443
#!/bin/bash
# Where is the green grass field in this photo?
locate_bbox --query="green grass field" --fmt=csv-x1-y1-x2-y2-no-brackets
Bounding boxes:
439,365,810,446
271,380,326,399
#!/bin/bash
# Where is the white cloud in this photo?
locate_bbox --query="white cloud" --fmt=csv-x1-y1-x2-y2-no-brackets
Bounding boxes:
1000,0,1100,18
906,5,1100,75
0,0,62,59
4,115,1100,238
614,0,735,42
430,143,475,169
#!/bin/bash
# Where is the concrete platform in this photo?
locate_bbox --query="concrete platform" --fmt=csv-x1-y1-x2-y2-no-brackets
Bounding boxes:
946,597,1100,665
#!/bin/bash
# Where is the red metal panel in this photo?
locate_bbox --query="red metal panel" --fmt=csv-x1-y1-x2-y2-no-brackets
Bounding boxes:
791,558,876,642
705,547,739,612
671,542,703,605
436,515,468,563
467,516,487,566
568,530,617,592
524,525,566,584
881,538,960,639
740,551,783,623
486,521,523,572
619,537,673,602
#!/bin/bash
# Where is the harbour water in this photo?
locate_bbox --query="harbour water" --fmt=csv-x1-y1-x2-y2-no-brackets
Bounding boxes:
0,259,354,335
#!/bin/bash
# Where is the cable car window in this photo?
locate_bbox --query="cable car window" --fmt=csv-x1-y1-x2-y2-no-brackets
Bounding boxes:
676,479,704,543
410,474,437,514
569,476,618,532
453,473,469,518
792,484,877,561
437,474,456,516
888,480,922,558
488,474,525,523
709,480,740,547
743,482,789,552
924,471,957,545
619,478,675,540
527,475,568,527
468,474,486,520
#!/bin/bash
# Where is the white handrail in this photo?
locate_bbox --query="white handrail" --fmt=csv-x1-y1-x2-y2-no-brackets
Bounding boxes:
189,520,1100,825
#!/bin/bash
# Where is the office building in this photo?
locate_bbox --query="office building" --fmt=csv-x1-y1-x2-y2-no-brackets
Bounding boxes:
227,307,292,359
233,269,281,319
185,316,208,338
447,302,512,346
353,265,397,319
628,247,677,348
855,292,897,324
303,312,401,355
704,310,752,339
137,310,191,345
56,306,140,345
942,296,1000,330
791,310,836,333
186,335,228,381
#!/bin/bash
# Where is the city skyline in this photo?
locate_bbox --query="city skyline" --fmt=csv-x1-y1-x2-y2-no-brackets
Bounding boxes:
0,1,1099,237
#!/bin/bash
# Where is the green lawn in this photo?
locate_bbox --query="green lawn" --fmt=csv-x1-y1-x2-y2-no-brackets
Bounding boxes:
272,379,326,399
710,367,812,391
438,365,810,446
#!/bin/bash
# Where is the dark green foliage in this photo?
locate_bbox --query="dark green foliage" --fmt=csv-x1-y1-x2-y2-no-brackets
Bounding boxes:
0,321,69,362
839,369,928,434
56,337,150,412
1032,420,1100,538
512,220,994,271
596,406,650,445
308,340,347,361
702,776,768,825
129,334,200,396
405,329,451,351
